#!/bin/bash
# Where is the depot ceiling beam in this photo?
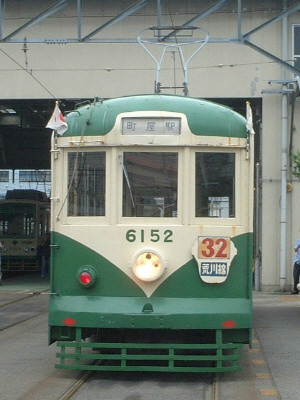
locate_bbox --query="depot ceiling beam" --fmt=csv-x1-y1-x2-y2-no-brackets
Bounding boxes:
156,0,163,40
0,0,298,79
3,0,74,41
233,1,300,77
243,39,300,76
162,0,232,41
82,0,153,41
237,0,242,38
243,2,300,38
77,0,83,40
0,0,4,40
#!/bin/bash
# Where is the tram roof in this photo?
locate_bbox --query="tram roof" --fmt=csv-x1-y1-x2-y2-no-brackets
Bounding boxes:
64,95,247,138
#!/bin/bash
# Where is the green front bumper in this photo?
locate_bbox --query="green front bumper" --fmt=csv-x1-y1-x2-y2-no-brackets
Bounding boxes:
50,295,251,373
49,295,252,331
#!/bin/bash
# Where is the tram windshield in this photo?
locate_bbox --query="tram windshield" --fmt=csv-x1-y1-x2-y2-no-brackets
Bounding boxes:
195,153,235,218
122,152,178,218
68,152,106,216
0,204,35,237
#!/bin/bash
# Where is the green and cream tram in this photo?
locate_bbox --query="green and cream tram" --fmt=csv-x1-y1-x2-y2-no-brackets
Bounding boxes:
0,189,50,271
49,95,254,373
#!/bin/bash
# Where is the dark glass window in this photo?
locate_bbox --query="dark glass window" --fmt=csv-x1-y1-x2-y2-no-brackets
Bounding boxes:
122,152,178,218
294,25,300,56
19,170,51,182
0,171,9,182
195,153,235,218
0,204,35,237
293,25,300,71
68,152,106,216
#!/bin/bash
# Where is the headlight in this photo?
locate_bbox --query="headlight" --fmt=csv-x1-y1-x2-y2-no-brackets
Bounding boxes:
131,250,166,282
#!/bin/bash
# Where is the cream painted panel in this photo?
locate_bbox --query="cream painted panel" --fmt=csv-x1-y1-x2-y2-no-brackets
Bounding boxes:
52,143,251,297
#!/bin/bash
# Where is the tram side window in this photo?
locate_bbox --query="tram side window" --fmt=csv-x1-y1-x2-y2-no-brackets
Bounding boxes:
68,152,106,216
122,152,178,218
39,208,50,235
0,215,8,235
24,214,35,235
195,153,235,218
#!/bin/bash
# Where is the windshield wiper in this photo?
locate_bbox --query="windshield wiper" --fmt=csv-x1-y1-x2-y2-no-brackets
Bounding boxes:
119,156,135,209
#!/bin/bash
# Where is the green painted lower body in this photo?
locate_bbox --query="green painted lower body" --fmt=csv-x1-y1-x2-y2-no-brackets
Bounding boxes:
50,296,251,372
50,232,253,372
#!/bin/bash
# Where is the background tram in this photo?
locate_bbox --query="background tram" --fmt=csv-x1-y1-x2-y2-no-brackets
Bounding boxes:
49,95,254,373
0,189,50,272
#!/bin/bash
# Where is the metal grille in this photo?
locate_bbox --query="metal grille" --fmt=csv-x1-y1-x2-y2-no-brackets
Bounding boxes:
55,328,243,373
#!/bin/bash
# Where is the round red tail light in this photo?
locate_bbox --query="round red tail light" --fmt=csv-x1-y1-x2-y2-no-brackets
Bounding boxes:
80,271,92,285
77,265,97,288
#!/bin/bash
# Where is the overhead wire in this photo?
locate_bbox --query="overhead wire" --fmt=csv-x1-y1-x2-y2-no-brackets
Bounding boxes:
0,58,293,73
0,46,56,99
5,5,296,21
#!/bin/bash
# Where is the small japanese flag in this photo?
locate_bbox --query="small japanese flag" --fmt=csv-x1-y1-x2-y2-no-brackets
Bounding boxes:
46,103,68,135
246,101,255,134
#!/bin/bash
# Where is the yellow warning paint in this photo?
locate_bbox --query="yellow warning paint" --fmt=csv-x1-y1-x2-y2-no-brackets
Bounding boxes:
248,348,260,353
260,389,278,395
279,296,299,302
252,359,267,365
255,373,271,379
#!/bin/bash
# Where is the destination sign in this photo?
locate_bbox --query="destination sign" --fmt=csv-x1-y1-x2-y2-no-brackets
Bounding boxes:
122,117,181,135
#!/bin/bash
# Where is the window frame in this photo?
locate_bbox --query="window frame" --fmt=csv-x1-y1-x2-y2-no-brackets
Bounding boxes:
61,146,242,227
118,147,183,225
0,170,9,182
19,170,51,183
62,149,109,225
190,149,241,226
292,24,300,73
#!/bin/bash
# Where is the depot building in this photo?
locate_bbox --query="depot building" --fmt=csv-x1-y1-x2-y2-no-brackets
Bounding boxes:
0,0,300,292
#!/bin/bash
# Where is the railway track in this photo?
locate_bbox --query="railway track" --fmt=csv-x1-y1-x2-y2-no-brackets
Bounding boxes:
57,369,98,400
211,374,220,400
0,302,280,400
13,368,216,400
0,293,251,400
0,289,282,400
0,290,45,308
56,372,216,400
0,290,49,331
